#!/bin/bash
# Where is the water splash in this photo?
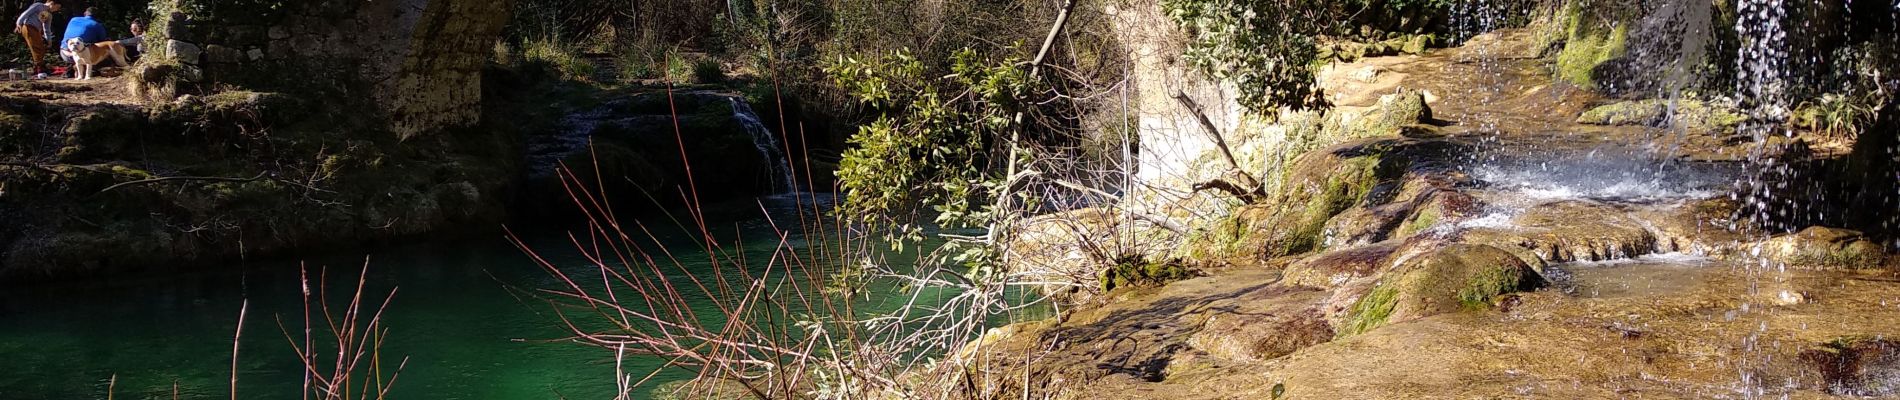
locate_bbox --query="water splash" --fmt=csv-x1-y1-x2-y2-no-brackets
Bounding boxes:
730,97,798,194
1731,1,1799,397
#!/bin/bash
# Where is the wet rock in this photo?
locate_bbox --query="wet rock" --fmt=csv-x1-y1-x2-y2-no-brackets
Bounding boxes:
1187,308,1332,362
1761,226,1890,269
1459,200,1661,264
1802,337,1900,396
1574,99,1746,134
1323,186,1480,247
1629,197,1750,255
1333,243,1542,336
1282,241,1402,289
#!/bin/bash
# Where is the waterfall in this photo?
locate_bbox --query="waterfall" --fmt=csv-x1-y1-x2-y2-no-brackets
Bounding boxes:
1735,0,1791,130
729,97,798,194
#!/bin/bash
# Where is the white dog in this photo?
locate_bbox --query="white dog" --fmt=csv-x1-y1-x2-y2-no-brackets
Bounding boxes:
63,38,129,80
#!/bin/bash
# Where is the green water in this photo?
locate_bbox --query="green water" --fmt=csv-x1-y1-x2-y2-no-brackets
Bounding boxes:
0,194,954,399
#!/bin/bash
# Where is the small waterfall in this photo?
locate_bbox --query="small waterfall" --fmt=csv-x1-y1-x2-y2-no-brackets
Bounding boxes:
729,97,797,194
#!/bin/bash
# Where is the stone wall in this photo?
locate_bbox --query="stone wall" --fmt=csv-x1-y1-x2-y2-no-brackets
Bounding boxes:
140,0,513,139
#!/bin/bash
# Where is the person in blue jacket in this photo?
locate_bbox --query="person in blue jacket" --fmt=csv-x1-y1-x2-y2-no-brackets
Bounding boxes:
58,7,106,78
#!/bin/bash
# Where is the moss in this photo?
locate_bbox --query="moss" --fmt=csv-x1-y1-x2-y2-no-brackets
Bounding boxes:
1098,257,1194,292
1352,90,1432,137
1782,240,1889,269
1339,244,1540,337
1397,205,1441,237
1554,22,1628,89
1285,155,1384,254
1401,34,1434,54
1338,284,1399,338
1576,99,1746,133
1456,262,1524,310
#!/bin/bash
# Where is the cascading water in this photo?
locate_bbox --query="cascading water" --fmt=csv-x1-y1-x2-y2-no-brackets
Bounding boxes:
1732,0,1795,397
730,97,798,194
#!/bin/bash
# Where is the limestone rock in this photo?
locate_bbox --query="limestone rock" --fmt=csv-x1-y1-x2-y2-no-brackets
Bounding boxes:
166,40,202,64
1187,306,1333,362
1575,99,1746,134
1333,243,1543,336
1459,200,1660,264
1761,226,1889,269
1282,241,1403,289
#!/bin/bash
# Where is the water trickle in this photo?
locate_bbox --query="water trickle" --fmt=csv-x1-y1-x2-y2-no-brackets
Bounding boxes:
730,97,798,194
1736,0,1792,131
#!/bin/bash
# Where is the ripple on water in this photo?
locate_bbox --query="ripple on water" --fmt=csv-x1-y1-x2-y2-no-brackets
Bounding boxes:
1549,253,1720,298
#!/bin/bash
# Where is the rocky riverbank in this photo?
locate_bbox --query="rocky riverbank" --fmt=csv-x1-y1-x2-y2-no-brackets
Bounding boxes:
0,56,829,282
955,26,1898,399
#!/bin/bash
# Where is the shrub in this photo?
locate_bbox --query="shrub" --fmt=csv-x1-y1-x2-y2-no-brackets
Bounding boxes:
664,52,695,84
521,38,594,81
1161,0,1332,113
692,59,725,84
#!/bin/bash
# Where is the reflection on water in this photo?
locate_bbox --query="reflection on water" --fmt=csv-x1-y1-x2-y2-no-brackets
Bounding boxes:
0,195,897,399
1549,253,1719,298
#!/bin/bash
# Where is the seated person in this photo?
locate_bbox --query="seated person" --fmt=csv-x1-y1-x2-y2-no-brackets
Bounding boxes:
117,20,142,61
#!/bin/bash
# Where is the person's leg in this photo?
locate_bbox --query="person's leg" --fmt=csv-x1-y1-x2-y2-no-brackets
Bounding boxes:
18,26,47,75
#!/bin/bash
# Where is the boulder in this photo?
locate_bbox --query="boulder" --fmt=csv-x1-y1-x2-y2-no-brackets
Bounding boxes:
1186,304,1333,362
1458,200,1661,264
1574,99,1746,134
1332,243,1543,337
1760,226,1889,269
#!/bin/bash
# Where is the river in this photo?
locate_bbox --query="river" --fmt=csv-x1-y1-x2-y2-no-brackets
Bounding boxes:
0,193,935,399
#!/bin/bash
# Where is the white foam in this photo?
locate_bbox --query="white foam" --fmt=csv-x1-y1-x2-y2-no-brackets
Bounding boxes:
1554,252,1714,268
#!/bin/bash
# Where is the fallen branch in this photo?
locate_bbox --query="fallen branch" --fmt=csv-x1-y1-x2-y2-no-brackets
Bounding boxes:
1192,178,1265,203
1170,91,1267,202
97,171,269,194
0,161,59,174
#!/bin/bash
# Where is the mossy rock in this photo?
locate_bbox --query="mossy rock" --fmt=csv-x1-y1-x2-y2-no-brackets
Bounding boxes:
1575,99,1746,133
1551,2,1630,90
1761,226,1890,269
1345,89,1433,139
1336,243,1542,337
1801,336,1900,396
0,110,30,154
59,107,149,161
1402,34,1435,54
1098,256,1194,292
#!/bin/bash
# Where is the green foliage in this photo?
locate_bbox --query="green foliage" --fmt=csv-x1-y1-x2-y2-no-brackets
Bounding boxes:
692,58,726,84
826,47,1039,278
522,38,595,81
1162,0,1332,113
172,0,289,21
828,48,1030,230
1793,92,1879,138
612,44,664,81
